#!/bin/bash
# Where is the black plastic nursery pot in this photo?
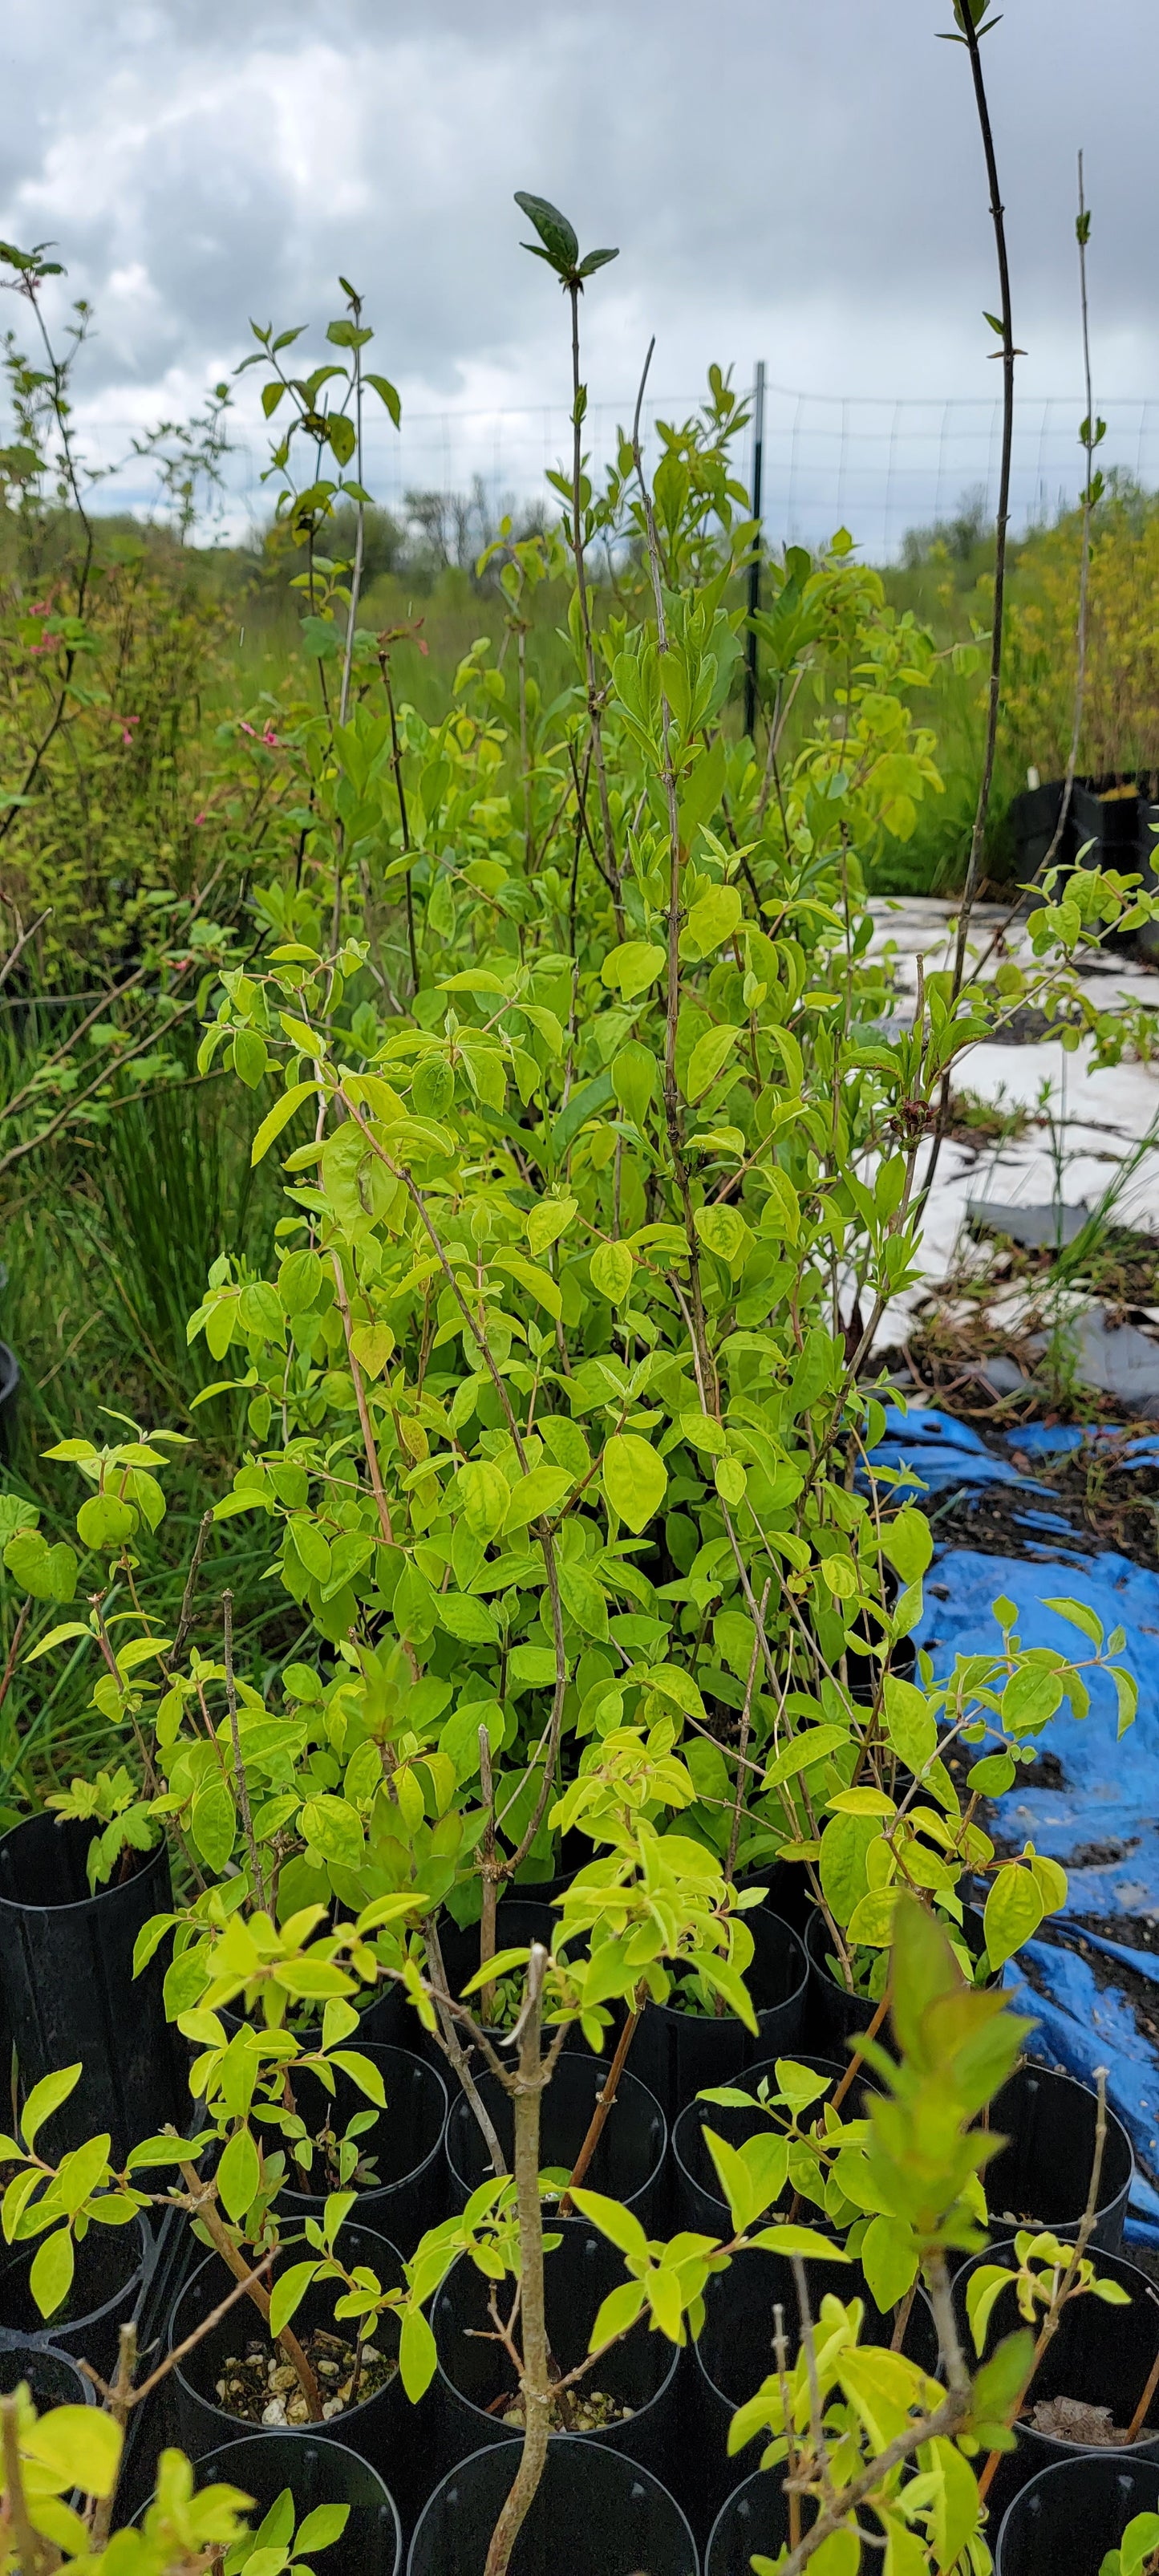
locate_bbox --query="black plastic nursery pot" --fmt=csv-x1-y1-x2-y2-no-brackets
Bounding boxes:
277,2044,448,2255
1008,779,1075,889
626,1907,808,2121
995,2452,1159,2576
0,2213,152,2380
168,2221,429,2530
407,2436,699,2576
1072,776,1141,866
984,2063,1133,2254
509,1830,589,1906
221,1975,412,2059
687,2243,938,2541
444,2051,667,2228
705,2465,812,2574
803,1903,990,2058
0,2339,94,2409
197,2432,402,2576
671,2052,868,2238
433,1901,559,2022
0,1814,184,2162
953,2237,1159,2529
430,2215,681,2490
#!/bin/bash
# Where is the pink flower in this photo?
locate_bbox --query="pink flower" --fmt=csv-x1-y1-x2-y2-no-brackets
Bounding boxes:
120,716,140,746
193,812,208,826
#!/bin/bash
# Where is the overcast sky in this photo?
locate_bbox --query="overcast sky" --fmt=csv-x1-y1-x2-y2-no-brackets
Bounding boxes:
2,1,1156,549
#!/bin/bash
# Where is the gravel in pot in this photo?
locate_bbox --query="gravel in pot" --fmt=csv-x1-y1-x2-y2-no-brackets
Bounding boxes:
429,2216,681,2490
168,2220,428,2528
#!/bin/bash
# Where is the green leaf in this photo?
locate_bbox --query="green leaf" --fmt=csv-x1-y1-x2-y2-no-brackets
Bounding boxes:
601,939,667,1003
30,2225,75,2319
21,2065,82,2150
217,2124,261,2224
2,1529,78,1602
251,1081,318,1166
457,1459,510,1541
602,1434,667,1533
590,1241,634,1304
295,2505,351,2554
859,2213,918,2310
1042,1594,1104,1647
399,2304,438,2400
269,2260,318,2339
568,2188,650,2262
433,1591,499,1645
514,190,579,272
685,1024,740,1102
501,1463,574,1535
76,1493,136,1551
23,2405,122,2497
366,373,402,426
983,1862,1044,1970
680,884,743,960
880,1507,933,1584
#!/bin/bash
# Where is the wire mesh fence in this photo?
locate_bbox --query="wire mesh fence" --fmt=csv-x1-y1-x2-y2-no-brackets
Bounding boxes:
73,382,1159,562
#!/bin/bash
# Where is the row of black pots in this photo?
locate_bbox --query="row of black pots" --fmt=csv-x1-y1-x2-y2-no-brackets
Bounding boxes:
705,2455,1159,2576
0,1805,1000,2159
672,2055,1133,2253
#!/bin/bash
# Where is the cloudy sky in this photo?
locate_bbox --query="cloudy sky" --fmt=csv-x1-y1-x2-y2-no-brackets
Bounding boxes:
2,0,1156,550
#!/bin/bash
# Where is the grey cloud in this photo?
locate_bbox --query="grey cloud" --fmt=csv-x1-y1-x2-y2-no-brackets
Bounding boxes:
0,0,1153,547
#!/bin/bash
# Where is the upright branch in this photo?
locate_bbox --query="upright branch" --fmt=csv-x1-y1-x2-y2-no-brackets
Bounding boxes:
484,1945,553,2576
1040,152,1101,876
513,193,622,921
949,0,1016,994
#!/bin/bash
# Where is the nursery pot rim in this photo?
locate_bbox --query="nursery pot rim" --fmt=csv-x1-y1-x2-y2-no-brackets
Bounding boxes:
443,2050,667,2209
276,2043,448,2215
0,2210,152,2344
671,2049,850,2223
954,2234,1159,2461
192,2428,403,2576
693,2241,935,2420
0,1813,167,1919
406,2432,699,2574
704,2462,796,2575
651,1903,808,2026
169,2229,404,2442
432,2214,682,2436
993,2446,1159,2576
988,2059,1133,2225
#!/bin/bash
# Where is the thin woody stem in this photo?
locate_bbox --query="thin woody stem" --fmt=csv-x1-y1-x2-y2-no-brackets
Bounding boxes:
484,1948,551,2576
558,1983,645,2214
330,1248,395,1544
177,2162,323,2423
1,2398,43,2576
222,1591,266,1913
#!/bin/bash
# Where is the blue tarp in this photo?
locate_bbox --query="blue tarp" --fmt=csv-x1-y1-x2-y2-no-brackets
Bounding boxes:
869,1404,1159,2238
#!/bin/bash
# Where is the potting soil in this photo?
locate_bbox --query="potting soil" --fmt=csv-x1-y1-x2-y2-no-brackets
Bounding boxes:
867,1403,1159,2244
